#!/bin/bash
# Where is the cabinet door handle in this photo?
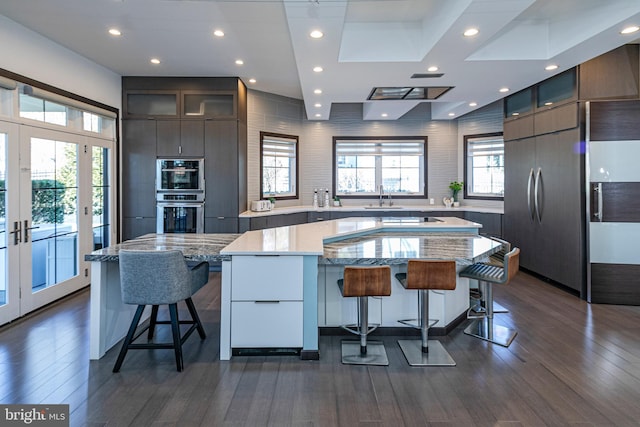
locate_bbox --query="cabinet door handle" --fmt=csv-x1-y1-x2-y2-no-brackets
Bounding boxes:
534,167,542,223
593,183,603,222
254,300,280,304
527,168,534,221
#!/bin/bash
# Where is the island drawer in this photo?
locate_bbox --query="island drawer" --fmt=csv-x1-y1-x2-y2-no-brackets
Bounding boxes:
231,255,304,301
231,301,303,347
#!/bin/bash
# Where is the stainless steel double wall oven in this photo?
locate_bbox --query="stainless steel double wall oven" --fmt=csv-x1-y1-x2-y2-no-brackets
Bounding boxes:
156,159,205,233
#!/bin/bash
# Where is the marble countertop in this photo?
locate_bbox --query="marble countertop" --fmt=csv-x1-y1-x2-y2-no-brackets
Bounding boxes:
221,216,483,256
322,231,501,265
84,233,241,262
239,204,504,217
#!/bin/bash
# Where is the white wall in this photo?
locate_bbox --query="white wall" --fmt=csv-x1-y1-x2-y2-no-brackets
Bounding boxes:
247,89,504,210
0,15,121,111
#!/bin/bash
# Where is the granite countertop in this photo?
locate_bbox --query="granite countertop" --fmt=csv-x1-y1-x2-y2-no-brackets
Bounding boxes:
84,233,241,262
321,231,502,265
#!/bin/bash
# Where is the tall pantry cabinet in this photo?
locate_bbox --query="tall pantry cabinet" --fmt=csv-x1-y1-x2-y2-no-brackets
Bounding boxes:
121,77,247,240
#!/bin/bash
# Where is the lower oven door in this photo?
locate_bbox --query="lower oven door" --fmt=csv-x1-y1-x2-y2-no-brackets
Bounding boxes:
157,203,204,234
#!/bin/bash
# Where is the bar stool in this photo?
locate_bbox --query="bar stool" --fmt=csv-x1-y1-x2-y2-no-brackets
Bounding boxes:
469,236,511,315
395,260,457,366
337,265,391,365
113,250,209,372
459,247,520,347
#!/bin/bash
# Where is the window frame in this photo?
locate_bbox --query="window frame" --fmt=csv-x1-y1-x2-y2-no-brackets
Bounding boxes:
463,132,504,201
332,136,428,199
260,131,299,200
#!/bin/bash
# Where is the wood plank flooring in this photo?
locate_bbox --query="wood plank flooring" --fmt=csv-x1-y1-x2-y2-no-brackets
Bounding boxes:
2,271,640,426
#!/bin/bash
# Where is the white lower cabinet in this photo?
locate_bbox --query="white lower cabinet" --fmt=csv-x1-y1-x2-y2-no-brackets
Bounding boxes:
230,255,304,348
231,301,303,347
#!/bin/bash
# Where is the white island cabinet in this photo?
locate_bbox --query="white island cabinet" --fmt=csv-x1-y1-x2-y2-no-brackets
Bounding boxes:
220,217,502,361
230,255,303,348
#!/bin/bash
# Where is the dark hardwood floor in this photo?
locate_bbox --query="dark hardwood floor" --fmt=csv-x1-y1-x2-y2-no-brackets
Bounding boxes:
2,271,640,426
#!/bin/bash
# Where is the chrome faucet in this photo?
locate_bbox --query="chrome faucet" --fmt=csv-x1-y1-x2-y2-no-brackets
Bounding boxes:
379,184,384,207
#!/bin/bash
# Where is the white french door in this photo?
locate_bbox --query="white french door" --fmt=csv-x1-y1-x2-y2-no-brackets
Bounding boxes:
0,121,108,324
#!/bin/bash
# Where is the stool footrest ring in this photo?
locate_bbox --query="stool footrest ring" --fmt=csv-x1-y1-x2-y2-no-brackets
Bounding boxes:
398,318,439,329
341,323,380,336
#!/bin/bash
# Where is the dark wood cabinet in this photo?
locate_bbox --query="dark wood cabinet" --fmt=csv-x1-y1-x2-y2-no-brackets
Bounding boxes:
121,77,248,239
579,44,640,100
156,120,204,157
504,129,584,293
122,120,157,240
465,212,502,237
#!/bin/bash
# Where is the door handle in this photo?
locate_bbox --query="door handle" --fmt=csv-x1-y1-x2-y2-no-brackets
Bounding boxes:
593,183,603,222
9,221,21,245
534,167,542,223
527,168,534,221
24,220,40,243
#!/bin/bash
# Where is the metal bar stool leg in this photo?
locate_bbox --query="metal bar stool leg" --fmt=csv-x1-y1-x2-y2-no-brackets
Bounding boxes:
464,281,517,347
398,289,455,366
341,296,389,366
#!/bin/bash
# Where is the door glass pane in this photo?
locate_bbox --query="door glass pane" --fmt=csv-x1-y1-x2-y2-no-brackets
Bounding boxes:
92,146,110,250
0,133,6,306
30,138,78,292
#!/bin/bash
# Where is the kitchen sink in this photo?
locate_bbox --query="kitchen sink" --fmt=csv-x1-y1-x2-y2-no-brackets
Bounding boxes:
364,206,403,209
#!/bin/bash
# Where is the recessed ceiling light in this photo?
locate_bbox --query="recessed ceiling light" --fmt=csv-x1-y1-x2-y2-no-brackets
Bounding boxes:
315,113,321,117
314,89,322,94
108,28,121,36
469,102,477,107
621,25,640,35
310,30,323,39
499,87,509,93
213,29,225,37
448,112,455,117
235,59,244,65
313,66,323,72
150,58,160,65
463,28,479,37
249,78,256,84
427,66,438,72
314,103,322,108
381,113,388,117
545,64,559,71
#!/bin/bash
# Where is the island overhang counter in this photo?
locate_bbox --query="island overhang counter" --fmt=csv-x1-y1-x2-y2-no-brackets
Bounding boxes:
219,216,502,360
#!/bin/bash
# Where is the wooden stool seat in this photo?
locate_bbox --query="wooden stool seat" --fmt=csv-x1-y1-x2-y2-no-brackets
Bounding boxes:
395,260,457,366
337,266,391,366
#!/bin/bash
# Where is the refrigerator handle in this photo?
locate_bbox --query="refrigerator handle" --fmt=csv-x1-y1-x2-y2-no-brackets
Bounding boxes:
527,168,534,221
534,167,542,223
593,183,603,222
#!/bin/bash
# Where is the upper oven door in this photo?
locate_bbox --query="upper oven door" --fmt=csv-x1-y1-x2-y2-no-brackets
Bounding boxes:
156,159,204,191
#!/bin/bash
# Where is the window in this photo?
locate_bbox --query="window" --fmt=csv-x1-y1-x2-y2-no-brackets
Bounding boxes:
260,132,298,199
19,93,67,126
334,136,426,197
464,133,504,199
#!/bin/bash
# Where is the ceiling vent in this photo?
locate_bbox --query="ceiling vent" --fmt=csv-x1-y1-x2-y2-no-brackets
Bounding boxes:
367,86,453,100
410,73,444,78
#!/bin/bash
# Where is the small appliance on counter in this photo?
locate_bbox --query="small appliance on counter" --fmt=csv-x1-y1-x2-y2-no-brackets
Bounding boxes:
251,200,273,212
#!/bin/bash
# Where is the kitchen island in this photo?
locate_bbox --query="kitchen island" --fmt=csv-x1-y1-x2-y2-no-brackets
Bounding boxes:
85,233,240,359
220,216,502,360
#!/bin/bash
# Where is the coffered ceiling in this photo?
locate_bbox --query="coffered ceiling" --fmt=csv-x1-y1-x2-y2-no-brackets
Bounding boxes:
0,0,639,120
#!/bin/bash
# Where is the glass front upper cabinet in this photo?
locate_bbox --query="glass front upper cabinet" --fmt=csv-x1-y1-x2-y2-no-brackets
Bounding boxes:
125,91,179,117
504,87,533,118
536,68,577,109
182,91,236,118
